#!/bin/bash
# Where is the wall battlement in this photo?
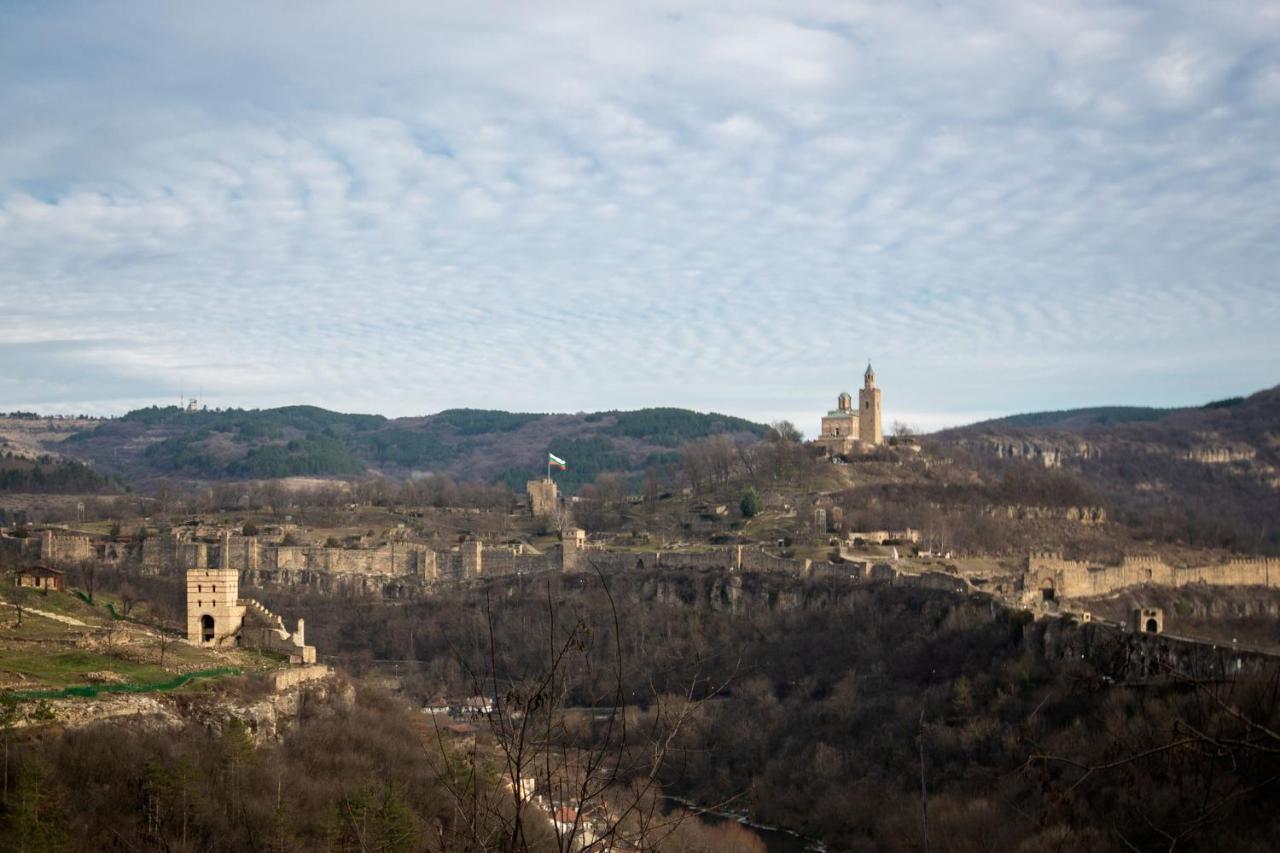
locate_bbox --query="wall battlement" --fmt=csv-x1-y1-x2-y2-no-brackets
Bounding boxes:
1022,552,1280,604
29,519,1280,609
186,568,316,663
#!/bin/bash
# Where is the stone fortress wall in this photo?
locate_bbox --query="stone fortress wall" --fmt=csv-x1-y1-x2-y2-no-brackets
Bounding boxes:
16,521,1280,610
186,565,316,664
1022,550,1280,604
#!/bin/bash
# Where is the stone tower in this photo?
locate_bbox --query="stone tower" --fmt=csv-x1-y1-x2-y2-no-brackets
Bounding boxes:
527,478,559,519
186,568,245,647
858,363,883,446
561,527,586,573
461,540,484,578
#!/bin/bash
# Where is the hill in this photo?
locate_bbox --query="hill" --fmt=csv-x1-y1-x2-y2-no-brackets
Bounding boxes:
961,405,1180,430
0,453,117,494
38,405,767,492
935,384,1280,553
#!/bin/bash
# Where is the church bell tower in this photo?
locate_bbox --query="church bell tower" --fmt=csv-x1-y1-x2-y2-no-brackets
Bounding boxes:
858,363,883,446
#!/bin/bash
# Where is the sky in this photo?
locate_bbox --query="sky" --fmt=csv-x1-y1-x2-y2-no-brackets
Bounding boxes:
1,1,1278,437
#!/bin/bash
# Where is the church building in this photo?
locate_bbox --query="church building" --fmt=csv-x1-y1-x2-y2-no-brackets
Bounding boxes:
815,363,883,456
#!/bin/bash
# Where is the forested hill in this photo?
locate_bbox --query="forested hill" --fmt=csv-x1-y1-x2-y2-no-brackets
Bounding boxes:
53,405,767,491
939,385,1277,446
934,385,1280,554
947,390,1272,434
958,405,1182,431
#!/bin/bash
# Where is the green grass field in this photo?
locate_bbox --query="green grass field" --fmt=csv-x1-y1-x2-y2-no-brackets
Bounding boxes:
0,647,173,688
0,589,280,696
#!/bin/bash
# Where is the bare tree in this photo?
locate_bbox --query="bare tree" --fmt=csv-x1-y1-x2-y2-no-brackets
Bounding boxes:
767,420,804,443
1022,655,1280,850
891,420,917,439
428,563,738,851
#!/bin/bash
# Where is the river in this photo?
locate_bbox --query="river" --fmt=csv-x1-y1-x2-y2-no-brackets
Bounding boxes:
664,796,823,853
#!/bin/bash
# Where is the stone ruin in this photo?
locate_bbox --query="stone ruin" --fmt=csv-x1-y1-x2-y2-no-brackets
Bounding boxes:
186,564,315,664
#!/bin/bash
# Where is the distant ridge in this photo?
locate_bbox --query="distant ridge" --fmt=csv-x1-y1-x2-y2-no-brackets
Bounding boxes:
958,405,1181,432
41,404,767,491
947,390,1266,435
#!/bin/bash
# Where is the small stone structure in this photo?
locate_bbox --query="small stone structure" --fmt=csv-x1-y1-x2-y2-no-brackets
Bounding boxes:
187,568,244,646
846,528,921,545
815,363,884,456
561,527,586,573
1131,607,1164,635
527,478,559,518
37,529,93,563
186,567,316,664
460,540,483,577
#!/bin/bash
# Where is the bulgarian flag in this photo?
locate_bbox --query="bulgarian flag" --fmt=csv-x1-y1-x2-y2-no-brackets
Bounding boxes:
548,452,567,470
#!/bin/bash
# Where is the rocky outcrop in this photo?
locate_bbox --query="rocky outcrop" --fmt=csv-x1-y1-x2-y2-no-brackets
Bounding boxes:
984,505,1107,524
962,437,1098,468
30,670,354,744
1183,446,1256,464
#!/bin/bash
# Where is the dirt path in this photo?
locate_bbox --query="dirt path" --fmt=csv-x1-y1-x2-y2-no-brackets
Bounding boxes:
0,601,89,627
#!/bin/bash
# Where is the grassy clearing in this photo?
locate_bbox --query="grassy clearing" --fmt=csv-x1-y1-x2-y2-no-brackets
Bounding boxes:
0,647,172,688
5,586,104,622
0,600,278,695
0,614,83,642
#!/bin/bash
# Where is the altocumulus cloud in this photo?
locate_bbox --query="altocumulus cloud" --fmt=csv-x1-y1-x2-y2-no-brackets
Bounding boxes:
1,0,1278,434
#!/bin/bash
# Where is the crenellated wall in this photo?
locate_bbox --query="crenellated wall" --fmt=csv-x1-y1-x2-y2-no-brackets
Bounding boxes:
49,518,1280,609
38,529,94,564
1022,551,1280,604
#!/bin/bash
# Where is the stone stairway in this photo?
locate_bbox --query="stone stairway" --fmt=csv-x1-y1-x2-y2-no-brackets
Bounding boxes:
238,598,289,638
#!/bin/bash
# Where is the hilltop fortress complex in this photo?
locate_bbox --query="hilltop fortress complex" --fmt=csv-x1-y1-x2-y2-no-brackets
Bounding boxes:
4,367,1278,617
10,523,1280,612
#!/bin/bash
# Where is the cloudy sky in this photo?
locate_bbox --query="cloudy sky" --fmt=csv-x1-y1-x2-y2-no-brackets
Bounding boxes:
2,1,1278,435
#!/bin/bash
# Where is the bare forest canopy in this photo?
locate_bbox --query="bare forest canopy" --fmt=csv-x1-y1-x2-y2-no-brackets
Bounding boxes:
42,404,767,491
64,565,1280,852
930,384,1280,554
947,393,1253,433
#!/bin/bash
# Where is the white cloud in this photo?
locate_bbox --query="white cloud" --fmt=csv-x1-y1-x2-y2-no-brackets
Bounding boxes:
0,1,1277,427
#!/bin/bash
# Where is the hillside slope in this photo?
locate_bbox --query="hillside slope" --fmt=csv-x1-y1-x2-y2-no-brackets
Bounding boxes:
48,405,766,492
936,385,1280,553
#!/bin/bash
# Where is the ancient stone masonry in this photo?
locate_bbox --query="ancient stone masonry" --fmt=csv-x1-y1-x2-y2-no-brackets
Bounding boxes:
815,363,884,456
1042,619,1280,685
0,527,104,565
186,567,316,664
37,529,93,563
1130,607,1164,634
526,478,560,518
844,528,922,544
144,528,437,578
560,528,586,573
186,568,245,646
40,516,1280,613
1020,551,1280,605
